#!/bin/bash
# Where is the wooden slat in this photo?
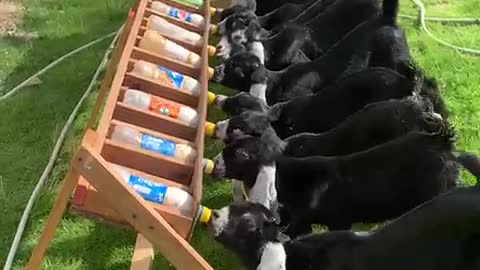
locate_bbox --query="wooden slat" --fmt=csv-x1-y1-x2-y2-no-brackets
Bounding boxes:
130,234,155,270
190,0,211,214
73,140,213,270
94,0,150,151
71,177,193,239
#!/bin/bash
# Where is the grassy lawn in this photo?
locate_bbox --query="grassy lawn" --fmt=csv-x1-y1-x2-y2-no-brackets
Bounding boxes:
0,0,479,269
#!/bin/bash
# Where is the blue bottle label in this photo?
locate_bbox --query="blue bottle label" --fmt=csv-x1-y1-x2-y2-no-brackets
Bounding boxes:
156,66,185,89
127,175,168,204
140,133,176,157
167,8,193,23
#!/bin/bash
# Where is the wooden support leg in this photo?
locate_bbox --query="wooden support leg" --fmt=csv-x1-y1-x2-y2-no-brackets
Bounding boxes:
130,234,155,270
25,169,80,270
73,133,213,270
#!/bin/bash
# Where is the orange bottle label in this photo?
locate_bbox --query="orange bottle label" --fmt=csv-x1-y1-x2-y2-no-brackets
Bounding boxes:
149,96,180,118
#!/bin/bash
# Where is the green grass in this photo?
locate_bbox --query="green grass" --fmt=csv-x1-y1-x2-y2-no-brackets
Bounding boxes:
0,0,479,269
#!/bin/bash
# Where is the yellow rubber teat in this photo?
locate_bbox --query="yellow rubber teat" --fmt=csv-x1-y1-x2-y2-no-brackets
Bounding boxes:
207,45,216,56
205,122,216,137
203,158,214,174
199,206,212,223
209,7,217,16
207,67,214,79
207,91,216,105
210,24,218,35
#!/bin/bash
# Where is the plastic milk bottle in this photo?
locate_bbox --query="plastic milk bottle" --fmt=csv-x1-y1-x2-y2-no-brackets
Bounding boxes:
111,125,197,163
146,15,216,56
131,60,201,96
123,89,200,127
112,164,212,221
140,30,203,67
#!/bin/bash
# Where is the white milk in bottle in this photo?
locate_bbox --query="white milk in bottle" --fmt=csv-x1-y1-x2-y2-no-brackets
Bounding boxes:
146,15,216,56
122,89,200,127
140,30,202,67
112,164,212,221
111,125,197,163
131,60,201,96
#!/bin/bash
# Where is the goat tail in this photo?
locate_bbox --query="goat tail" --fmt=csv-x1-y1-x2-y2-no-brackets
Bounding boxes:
454,152,480,184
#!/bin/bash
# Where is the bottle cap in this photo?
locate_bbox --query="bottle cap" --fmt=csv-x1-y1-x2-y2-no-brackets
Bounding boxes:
203,158,214,174
207,91,216,105
205,122,215,137
209,7,217,16
198,206,212,223
207,67,215,80
207,45,216,56
210,24,218,35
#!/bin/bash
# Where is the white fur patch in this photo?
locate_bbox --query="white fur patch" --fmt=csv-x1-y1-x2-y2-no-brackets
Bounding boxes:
250,83,267,103
249,164,277,211
217,36,232,59
231,29,248,45
249,41,265,64
211,206,230,237
215,119,229,139
257,242,286,270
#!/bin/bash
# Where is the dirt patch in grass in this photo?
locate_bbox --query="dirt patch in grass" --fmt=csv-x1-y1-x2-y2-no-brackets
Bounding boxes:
0,1,38,40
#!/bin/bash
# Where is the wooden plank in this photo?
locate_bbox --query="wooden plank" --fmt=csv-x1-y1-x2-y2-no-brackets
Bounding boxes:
94,0,149,151
190,0,212,211
71,179,193,238
73,140,213,270
25,131,98,270
131,234,155,270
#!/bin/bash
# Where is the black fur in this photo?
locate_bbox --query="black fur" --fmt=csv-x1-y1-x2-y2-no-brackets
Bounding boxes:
282,97,444,157
211,180,480,270
218,0,379,70
218,67,437,139
214,127,467,236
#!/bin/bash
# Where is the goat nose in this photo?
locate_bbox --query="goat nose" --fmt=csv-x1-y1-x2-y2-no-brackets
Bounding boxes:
212,210,220,219
216,44,224,52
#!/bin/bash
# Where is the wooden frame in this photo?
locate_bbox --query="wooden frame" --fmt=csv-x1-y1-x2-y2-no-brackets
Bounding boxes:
25,0,214,269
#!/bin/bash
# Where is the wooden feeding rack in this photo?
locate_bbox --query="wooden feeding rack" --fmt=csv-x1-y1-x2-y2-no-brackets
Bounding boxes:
26,0,217,269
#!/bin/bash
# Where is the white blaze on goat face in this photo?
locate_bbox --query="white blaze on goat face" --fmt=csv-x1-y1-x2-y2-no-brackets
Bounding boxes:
217,35,232,59
211,206,230,237
215,119,229,139
231,29,248,45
